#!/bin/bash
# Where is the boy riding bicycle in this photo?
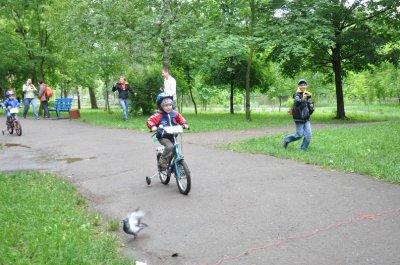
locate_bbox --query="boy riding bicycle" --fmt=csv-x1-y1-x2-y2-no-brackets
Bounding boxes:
146,93,189,170
2,90,22,125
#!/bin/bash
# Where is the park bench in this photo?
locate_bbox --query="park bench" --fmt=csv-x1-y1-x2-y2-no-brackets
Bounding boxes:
49,98,73,119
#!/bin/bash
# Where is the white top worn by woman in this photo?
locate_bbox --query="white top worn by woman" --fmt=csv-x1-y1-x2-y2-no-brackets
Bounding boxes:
23,84,37,99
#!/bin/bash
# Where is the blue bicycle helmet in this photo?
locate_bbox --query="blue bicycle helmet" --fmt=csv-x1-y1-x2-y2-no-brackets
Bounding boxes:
156,92,173,108
6,90,14,97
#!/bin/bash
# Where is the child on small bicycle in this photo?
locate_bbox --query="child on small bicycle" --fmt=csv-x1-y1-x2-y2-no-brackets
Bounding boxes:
146,93,189,170
2,90,22,125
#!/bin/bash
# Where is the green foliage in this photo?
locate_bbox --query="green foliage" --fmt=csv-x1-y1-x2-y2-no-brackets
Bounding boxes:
0,0,399,114
269,0,400,118
130,66,163,115
225,121,400,183
0,172,133,265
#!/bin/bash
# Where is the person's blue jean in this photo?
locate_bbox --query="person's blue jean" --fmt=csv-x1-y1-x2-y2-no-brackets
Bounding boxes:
23,98,39,118
284,121,312,150
118,98,130,120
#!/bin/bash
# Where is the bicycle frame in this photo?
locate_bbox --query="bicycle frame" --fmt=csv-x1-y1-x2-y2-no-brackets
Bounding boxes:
167,134,184,178
146,125,191,195
3,111,22,136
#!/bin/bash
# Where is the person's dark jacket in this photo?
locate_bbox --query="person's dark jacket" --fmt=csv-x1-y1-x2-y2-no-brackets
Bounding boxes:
292,92,313,122
112,83,134,100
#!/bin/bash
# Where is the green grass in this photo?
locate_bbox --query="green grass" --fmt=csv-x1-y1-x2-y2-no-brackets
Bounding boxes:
0,172,134,265
225,121,400,183
77,108,396,132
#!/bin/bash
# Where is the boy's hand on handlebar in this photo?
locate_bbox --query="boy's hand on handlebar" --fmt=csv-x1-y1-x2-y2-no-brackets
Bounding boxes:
183,124,189,129
151,126,157,132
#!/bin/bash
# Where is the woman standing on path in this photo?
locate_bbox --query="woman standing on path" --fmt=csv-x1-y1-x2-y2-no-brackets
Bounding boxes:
22,78,39,119
112,76,136,121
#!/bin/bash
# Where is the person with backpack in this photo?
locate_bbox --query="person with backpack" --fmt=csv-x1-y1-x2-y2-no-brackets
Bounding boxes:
38,80,51,119
283,79,314,151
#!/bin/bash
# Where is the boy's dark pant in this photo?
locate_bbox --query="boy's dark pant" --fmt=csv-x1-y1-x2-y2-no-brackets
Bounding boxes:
158,138,174,168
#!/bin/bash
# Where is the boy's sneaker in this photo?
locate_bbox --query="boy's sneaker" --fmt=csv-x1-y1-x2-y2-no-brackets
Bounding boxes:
159,160,167,171
282,140,288,149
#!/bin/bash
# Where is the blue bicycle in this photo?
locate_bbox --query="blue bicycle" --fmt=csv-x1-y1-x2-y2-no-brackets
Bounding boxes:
146,125,191,195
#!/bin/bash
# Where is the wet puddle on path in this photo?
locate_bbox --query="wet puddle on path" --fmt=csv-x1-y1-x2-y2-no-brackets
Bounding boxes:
4,143,31,149
58,156,96,164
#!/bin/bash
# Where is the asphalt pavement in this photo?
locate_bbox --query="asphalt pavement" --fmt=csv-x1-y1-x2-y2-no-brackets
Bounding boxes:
0,118,399,265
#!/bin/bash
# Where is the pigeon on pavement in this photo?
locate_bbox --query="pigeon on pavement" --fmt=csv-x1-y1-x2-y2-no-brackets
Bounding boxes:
122,208,148,239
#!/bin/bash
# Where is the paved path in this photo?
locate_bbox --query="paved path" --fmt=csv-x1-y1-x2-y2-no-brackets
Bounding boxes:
1,118,399,265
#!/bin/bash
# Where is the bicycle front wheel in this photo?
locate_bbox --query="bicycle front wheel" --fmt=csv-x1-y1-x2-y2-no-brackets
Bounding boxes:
175,160,191,195
14,120,22,136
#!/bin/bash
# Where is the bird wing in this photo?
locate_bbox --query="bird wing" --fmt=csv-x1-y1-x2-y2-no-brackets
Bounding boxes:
131,208,144,224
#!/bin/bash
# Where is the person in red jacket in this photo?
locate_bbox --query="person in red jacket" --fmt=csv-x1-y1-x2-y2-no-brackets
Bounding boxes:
146,93,189,170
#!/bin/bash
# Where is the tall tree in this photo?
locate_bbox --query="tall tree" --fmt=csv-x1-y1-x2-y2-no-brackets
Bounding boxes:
271,0,400,119
1,0,54,82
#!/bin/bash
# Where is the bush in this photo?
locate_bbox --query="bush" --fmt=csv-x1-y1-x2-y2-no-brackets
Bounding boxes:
130,67,163,115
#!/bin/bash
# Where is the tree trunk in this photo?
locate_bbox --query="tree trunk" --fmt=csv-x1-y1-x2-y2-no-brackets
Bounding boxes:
104,80,110,112
39,57,45,81
245,0,256,121
179,92,183,113
230,75,235,114
161,0,171,69
88,86,98,109
76,87,81,110
185,66,197,115
279,96,282,112
245,47,254,121
332,46,346,119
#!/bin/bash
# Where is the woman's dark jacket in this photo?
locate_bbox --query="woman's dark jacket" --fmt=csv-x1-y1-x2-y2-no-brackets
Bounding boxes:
112,83,134,100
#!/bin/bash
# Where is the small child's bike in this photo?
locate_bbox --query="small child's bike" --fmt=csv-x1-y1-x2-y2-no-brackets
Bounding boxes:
2,107,22,136
146,125,191,195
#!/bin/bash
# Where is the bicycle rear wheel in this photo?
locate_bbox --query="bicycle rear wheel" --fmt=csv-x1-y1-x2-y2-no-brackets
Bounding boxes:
175,160,191,195
7,122,13,134
14,120,22,136
157,153,170,184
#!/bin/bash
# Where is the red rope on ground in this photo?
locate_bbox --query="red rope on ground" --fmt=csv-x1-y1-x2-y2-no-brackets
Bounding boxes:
200,208,400,265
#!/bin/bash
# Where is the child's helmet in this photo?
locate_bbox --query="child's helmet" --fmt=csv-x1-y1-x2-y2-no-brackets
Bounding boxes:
156,92,173,108
6,90,14,97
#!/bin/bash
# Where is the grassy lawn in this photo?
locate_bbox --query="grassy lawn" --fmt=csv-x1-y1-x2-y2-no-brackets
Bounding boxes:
0,172,133,265
77,108,395,132
225,121,400,183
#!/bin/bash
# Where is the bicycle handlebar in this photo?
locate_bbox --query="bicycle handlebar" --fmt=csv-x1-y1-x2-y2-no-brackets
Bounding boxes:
149,125,189,133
